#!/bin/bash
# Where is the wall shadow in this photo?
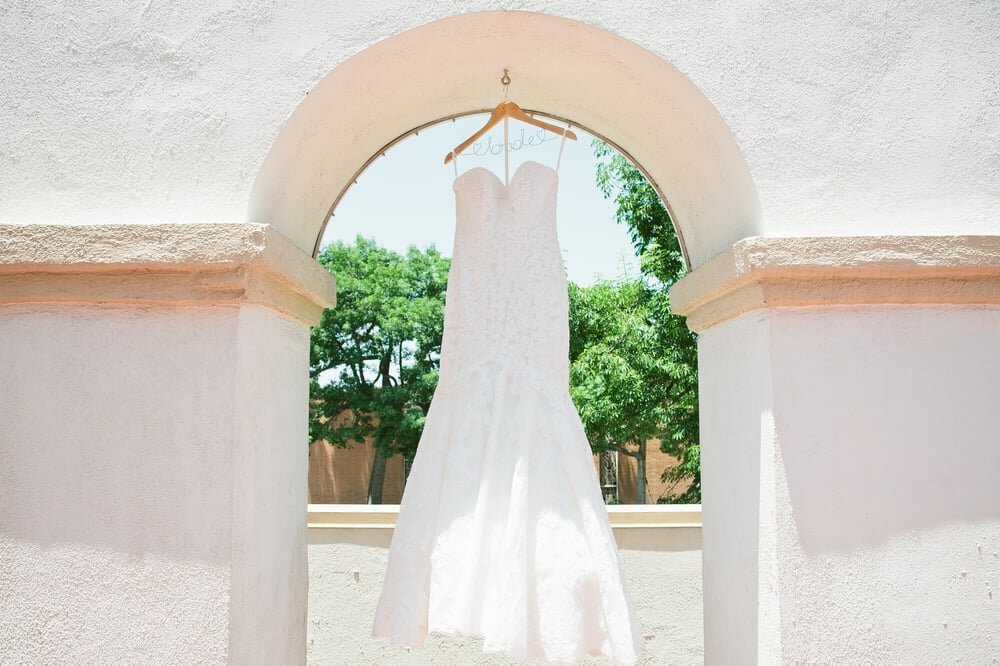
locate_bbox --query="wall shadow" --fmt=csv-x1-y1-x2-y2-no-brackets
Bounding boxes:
772,308,1000,555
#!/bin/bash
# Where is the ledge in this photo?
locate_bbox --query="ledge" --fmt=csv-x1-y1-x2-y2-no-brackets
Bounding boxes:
0,223,336,325
670,235,1000,332
307,504,702,530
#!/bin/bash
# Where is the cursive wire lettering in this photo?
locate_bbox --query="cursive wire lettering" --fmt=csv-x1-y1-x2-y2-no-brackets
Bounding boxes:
465,127,558,157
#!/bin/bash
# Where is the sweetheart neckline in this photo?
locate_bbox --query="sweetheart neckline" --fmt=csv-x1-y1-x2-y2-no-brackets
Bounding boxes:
452,160,559,195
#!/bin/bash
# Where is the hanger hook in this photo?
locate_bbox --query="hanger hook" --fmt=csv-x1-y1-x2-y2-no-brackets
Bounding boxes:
501,68,511,99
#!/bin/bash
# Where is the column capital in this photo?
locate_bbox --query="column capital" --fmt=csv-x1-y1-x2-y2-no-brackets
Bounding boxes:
670,235,1000,332
0,223,336,325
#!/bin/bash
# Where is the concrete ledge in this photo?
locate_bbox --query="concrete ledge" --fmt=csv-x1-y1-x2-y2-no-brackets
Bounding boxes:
0,224,336,325
670,235,1000,332
307,503,702,529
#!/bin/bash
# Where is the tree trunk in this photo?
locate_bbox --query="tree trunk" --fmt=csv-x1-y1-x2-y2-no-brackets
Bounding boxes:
367,447,387,504
368,351,392,504
636,439,647,504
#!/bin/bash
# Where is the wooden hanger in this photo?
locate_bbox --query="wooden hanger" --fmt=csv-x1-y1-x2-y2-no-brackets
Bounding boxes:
444,100,578,164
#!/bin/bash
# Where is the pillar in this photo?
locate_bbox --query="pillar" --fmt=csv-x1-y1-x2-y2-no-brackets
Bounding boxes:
0,224,335,664
672,236,1000,663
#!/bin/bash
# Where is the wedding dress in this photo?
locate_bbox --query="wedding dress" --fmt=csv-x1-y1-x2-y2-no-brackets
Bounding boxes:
371,158,643,664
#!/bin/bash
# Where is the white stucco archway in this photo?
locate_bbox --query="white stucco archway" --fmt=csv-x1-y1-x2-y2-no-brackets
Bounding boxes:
248,10,761,269
4,2,1000,663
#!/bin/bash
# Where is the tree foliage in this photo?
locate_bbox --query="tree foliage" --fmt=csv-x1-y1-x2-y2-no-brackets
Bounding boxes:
594,142,686,286
591,140,701,503
308,141,700,504
308,236,450,502
568,279,699,503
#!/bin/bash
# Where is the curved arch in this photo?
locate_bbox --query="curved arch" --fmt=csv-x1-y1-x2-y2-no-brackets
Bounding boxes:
248,10,761,270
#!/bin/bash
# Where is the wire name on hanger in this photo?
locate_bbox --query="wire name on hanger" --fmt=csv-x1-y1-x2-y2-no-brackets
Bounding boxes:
465,126,560,158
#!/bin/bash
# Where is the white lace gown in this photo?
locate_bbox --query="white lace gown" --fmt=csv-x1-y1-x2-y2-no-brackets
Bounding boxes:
371,160,643,664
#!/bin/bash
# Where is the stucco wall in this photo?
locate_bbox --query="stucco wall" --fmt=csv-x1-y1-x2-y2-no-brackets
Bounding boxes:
0,304,312,663
697,306,1000,663
3,3,999,662
697,310,775,663
307,526,703,665
2,2,997,253
230,306,312,664
0,305,236,662
768,306,1000,663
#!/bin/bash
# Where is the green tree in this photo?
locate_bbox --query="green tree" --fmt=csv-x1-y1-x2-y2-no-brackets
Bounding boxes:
592,141,701,503
568,279,699,503
594,141,686,285
309,236,450,503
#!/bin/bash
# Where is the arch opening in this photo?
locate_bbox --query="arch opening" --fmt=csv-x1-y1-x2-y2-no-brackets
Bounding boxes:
248,10,761,270
306,115,701,506
315,109,690,263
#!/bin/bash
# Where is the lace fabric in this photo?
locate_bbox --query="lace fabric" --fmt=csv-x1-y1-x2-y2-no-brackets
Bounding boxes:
371,160,643,664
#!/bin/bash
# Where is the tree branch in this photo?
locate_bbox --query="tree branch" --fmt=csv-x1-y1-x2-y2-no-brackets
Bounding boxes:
609,443,640,459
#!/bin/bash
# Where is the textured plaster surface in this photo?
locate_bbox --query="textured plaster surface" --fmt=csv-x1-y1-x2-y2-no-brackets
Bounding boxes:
248,10,760,263
0,223,335,324
3,2,1000,661
2,2,998,264
0,223,311,268
769,306,1000,663
0,304,312,662
698,306,1000,662
0,305,237,663
306,528,703,665
671,235,1000,331
230,306,311,664
697,311,775,663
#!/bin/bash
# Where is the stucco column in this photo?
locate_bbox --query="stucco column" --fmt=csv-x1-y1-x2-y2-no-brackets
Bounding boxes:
0,224,335,664
672,236,1000,663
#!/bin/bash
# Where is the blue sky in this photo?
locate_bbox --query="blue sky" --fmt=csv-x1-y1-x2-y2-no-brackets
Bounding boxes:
318,114,640,286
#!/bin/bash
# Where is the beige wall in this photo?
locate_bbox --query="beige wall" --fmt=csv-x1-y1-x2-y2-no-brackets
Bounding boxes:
309,440,407,504
309,434,690,505
616,442,693,505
